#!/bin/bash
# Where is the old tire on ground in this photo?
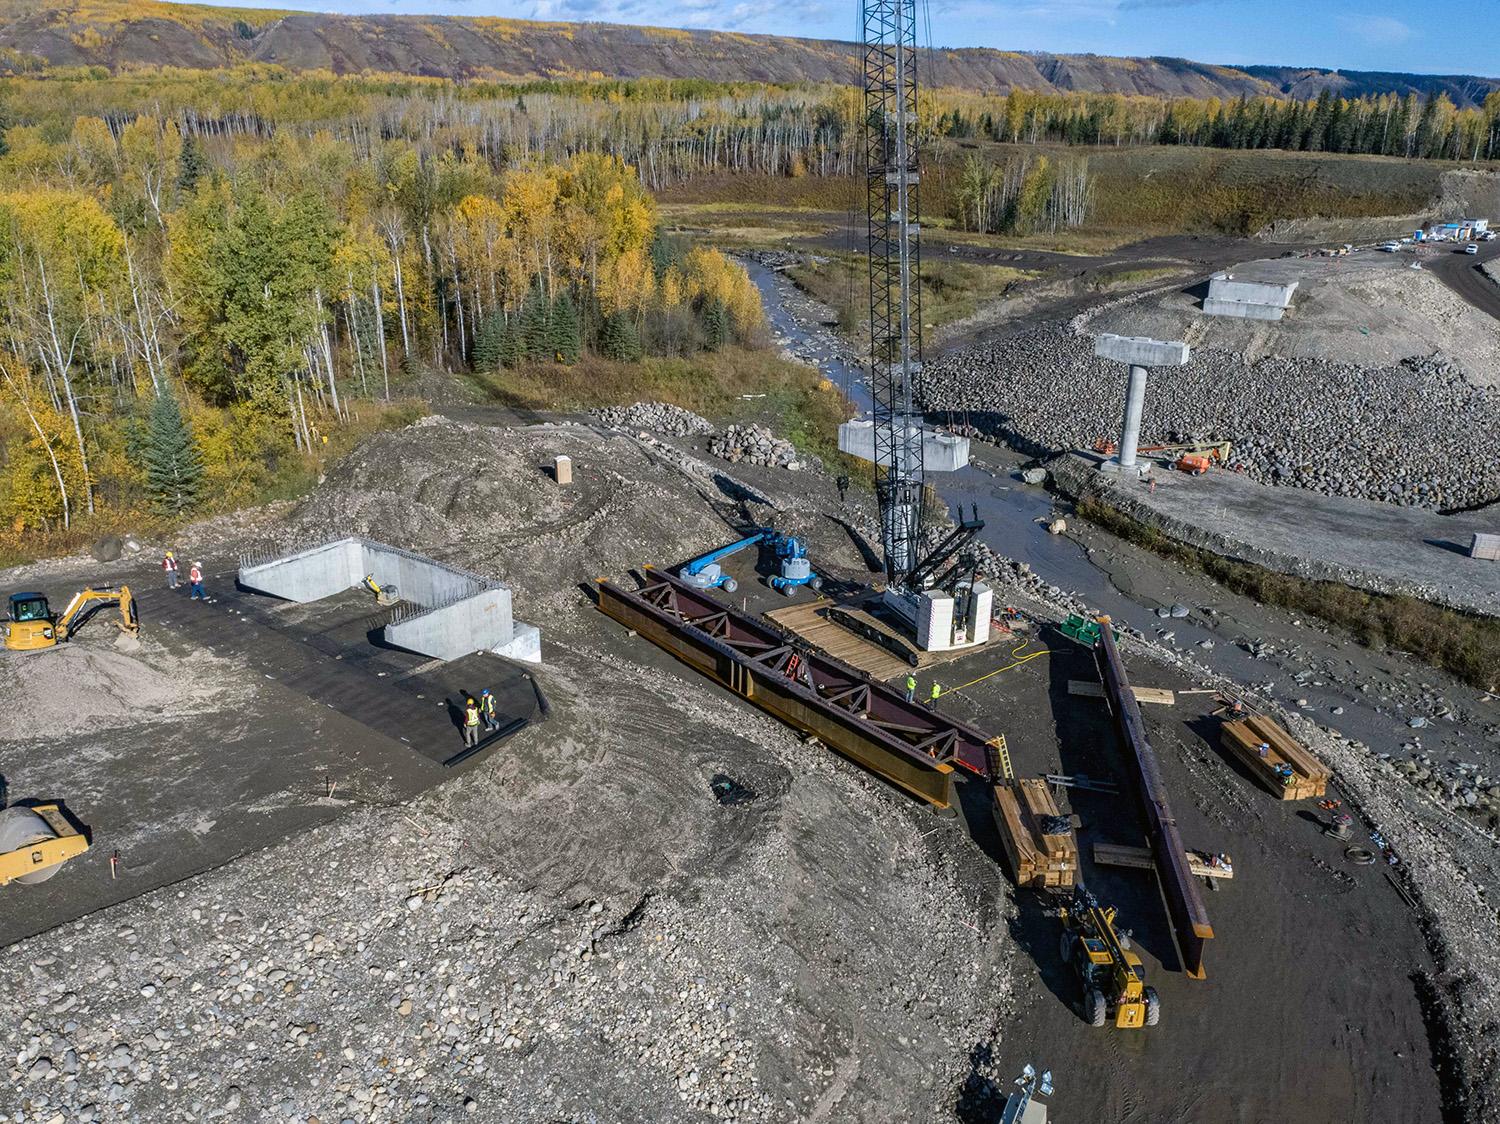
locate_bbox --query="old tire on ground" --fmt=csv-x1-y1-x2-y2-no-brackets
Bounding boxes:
0,807,63,885
1086,988,1107,1028
1144,986,1161,1027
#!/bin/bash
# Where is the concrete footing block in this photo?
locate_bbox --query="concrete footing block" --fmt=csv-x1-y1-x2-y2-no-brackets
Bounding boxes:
838,418,969,472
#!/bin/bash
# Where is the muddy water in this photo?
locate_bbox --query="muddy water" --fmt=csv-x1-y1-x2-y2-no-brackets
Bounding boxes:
745,257,1489,764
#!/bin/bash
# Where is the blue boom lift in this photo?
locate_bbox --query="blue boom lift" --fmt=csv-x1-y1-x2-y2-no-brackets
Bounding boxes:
679,530,822,596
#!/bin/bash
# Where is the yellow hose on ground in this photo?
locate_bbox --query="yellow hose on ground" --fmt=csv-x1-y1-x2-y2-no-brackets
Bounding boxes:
943,640,1052,697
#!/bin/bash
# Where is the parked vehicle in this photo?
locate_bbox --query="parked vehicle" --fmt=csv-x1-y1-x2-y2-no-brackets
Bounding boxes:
1465,243,1479,255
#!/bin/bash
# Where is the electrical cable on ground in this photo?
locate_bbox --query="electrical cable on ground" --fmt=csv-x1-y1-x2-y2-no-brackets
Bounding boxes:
943,639,1052,696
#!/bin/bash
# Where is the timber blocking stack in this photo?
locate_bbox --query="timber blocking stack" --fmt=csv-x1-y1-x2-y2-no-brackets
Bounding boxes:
993,778,1078,889
1221,714,1331,800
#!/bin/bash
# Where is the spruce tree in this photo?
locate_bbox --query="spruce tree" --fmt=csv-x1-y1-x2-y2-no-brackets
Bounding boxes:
701,299,729,352
599,313,642,362
472,311,504,370
144,392,203,516
548,291,580,364
177,133,207,195
498,315,523,368
519,284,551,362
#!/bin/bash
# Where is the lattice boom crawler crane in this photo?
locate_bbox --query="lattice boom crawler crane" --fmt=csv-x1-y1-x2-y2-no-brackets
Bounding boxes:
839,0,991,654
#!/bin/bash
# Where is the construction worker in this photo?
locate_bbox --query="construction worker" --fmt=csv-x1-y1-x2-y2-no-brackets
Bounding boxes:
928,681,943,710
188,561,205,601
462,697,482,747
904,673,917,703
162,550,179,589
480,687,499,733
835,473,850,503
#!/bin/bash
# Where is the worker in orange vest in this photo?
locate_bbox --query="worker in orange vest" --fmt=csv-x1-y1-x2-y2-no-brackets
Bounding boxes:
162,550,179,589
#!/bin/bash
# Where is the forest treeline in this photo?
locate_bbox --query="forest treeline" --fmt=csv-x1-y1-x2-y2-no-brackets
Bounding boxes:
0,84,764,539
1,69,1496,200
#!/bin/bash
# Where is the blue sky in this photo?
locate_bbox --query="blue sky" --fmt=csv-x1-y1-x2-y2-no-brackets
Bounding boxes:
193,0,1499,76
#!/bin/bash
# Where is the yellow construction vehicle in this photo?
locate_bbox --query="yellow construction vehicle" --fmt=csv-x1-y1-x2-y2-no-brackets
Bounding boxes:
0,804,88,886
1059,884,1160,1028
362,573,399,605
3,587,138,651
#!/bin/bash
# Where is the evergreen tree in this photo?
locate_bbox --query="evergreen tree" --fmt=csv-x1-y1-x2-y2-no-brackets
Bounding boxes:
143,391,203,516
471,311,504,370
548,291,580,364
599,312,642,362
701,299,729,351
519,284,551,361
177,133,207,195
498,316,523,368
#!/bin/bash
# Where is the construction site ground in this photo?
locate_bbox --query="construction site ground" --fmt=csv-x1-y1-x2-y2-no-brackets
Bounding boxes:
1,417,1493,1122
1050,450,1500,617
0,569,540,949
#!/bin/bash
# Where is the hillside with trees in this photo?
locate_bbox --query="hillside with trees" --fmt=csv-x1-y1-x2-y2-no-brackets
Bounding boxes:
0,0,1496,107
0,82,763,551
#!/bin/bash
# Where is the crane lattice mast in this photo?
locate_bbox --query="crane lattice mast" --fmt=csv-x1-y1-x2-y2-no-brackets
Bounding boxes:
863,0,926,587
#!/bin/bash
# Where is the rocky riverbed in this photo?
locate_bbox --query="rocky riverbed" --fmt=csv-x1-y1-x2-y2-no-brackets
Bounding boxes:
923,325,1500,511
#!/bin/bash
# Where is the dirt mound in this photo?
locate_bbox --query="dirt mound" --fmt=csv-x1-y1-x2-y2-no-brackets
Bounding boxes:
280,416,867,618
0,638,244,741
1089,252,1500,381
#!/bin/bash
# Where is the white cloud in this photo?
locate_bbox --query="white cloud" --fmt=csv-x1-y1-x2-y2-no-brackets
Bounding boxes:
1335,13,1412,46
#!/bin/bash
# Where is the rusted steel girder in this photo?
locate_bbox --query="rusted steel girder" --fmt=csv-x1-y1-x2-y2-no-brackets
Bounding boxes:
1096,620,1214,979
596,568,1001,809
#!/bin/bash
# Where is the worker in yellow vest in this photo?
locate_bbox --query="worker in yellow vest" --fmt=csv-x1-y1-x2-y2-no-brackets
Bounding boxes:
927,681,943,710
904,673,917,703
480,687,499,732
462,697,482,748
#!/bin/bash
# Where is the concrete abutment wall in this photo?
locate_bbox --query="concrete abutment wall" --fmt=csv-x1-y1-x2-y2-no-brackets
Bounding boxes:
238,537,540,663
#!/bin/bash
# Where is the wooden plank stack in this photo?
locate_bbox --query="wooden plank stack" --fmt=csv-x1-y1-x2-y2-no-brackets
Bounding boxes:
1220,714,1332,800
993,778,1078,889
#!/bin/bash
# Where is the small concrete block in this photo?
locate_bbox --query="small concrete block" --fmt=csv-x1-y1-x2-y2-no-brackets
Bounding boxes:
1094,333,1190,367
554,455,572,485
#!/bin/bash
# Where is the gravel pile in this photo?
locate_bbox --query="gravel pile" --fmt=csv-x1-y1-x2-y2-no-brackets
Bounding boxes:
592,401,716,437
924,326,1500,509
710,424,803,471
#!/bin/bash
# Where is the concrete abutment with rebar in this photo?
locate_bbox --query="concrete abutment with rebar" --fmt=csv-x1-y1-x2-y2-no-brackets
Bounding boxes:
238,537,540,663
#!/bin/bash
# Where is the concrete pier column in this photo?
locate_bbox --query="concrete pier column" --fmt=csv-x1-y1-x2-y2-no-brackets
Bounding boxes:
1118,364,1148,469
1093,334,1190,477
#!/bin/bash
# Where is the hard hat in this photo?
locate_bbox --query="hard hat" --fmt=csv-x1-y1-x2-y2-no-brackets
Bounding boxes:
482,688,491,695
166,550,174,557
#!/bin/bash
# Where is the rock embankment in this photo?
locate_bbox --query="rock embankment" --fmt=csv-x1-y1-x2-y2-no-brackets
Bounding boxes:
709,424,803,471
924,326,1500,510
591,402,715,437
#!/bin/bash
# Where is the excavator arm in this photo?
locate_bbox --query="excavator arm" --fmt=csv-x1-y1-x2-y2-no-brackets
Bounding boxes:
54,586,138,642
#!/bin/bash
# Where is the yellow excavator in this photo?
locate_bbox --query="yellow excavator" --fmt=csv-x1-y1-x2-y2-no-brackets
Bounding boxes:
1059,884,1161,1028
3,587,138,651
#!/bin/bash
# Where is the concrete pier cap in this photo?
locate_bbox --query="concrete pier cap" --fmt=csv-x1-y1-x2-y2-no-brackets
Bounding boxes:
1094,334,1191,368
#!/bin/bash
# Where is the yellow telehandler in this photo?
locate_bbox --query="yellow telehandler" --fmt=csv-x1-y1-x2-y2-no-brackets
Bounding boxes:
1059,884,1161,1028
3,587,138,651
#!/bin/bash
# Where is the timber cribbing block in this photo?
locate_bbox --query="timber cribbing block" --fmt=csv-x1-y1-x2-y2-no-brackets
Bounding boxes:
1221,714,1331,800
993,779,1077,889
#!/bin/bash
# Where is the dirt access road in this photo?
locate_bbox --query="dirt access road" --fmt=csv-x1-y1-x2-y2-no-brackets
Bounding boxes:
1426,238,1500,323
